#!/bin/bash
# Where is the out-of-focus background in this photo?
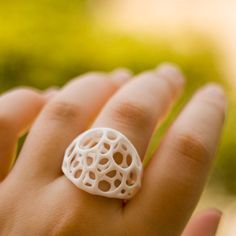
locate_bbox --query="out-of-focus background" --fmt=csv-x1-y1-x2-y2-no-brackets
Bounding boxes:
0,0,235,234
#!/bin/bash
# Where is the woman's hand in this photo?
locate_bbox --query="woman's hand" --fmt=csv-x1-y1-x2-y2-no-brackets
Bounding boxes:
0,65,226,235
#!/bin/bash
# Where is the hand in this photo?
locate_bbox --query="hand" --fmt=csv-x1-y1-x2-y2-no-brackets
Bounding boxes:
0,65,226,235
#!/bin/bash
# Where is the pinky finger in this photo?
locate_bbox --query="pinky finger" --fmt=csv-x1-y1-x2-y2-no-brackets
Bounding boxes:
182,209,222,236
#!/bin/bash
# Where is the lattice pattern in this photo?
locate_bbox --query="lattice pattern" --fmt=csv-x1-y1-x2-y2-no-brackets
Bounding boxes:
62,128,143,199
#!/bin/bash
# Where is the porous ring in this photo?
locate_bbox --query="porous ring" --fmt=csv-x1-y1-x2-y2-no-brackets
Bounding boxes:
62,127,143,199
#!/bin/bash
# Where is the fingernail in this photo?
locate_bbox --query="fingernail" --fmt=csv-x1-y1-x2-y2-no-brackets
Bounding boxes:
207,208,223,217
206,209,222,235
110,68,133,87
155,63,185,87
198,83,227,112
201,83,225,97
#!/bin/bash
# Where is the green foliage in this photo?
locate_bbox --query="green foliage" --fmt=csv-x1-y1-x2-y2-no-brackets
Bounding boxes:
0,1,221,90
0,0,235,193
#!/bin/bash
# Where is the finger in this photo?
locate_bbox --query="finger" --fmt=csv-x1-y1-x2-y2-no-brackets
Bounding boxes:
110,68,133,87
76,64,184,207
93,64,185,158
44,87,59,99
182,209,222,236
127,84,226,235
13,71,131,182
0,88,48,180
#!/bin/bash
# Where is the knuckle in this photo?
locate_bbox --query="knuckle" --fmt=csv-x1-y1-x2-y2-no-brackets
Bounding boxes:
173,131,211,164
44,100,82,123
111,100,152,128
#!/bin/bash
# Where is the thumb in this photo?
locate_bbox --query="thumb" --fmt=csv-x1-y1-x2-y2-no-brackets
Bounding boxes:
182,209,222,236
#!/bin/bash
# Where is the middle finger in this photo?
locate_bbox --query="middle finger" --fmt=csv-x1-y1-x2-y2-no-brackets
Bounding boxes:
93,64,185,159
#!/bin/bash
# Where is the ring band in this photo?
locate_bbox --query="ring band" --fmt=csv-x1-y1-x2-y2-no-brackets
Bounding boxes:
62,127,143,199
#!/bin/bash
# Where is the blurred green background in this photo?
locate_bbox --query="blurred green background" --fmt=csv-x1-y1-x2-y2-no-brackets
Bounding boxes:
0,0,235,195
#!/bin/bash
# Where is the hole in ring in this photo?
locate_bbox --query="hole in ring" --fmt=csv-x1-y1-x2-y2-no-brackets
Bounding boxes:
126,154,132,167
121,189,126,194
100,143,111,154
121,144,127,151
113,152,123,165
86,155,94,166
85,182,92,187
70,153,77,165
106,170,117,178
75,169,82,178
89,171,96,180
126,170,137,186
98,180,111,192
99,158,109,165
114,179,121,188
73,161,80,168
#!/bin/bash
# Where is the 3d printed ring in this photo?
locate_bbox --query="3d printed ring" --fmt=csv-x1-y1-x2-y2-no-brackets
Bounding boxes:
62,127,143,199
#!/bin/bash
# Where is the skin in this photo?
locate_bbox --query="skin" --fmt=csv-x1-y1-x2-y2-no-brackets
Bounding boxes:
182,209,222,236
0,64,226,235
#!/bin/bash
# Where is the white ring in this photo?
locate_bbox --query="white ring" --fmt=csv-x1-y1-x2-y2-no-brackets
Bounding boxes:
62,127,143,199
